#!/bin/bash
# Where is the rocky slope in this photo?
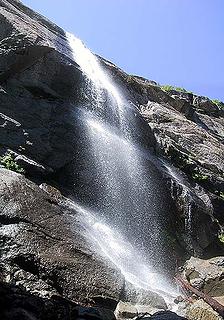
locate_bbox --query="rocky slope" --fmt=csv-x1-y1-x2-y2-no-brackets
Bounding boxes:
0,0,224,319
100,59,224,257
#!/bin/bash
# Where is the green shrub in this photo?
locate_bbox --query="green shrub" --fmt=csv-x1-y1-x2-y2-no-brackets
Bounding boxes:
161,85,175,92
175,87,188,93
212,99,224,109
0,152,25,174
192,172,208,182
160,84,192,94
218,233,224,244
219,191,224,200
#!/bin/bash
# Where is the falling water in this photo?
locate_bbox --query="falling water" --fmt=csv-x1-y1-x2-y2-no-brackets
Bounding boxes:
161,161,196,251
66,32,123,119
68,200,177,302
66,32,177,299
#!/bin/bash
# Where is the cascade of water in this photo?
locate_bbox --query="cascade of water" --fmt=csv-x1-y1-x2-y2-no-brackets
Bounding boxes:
160,161,196,251
68,200,177,300
67,33,123,117
66,32,177,299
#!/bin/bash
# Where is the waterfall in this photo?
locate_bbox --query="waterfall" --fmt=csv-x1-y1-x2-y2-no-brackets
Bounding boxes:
161,161,195,251
66,32,177,299
66,34,122,104
66,32,124,122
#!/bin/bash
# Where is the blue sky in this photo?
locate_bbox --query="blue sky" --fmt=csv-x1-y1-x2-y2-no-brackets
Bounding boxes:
23,0,224,101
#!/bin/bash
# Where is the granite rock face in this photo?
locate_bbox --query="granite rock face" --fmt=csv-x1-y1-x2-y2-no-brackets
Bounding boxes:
0,0,85,170
103,66,224,256
0,168,125,307
186,299,223,320
138,89,224,256
0,168,167,317
183,256,224,304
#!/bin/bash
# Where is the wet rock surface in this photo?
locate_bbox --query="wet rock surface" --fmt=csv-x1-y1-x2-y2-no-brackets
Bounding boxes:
89,60,224,258
115,301,173,319
0,168,170,316
0,168,125,308
120,282,168,309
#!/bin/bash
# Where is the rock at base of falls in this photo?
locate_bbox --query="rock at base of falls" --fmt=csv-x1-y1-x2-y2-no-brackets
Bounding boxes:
115,301,139,319
178,256,224,319
144,311,187,320
115,300,187,320
120,282,168,309
185,299,223,320
0,281,116,320
182,256,224,304
115,301,164,319
0,168,169,319
0,168,124,309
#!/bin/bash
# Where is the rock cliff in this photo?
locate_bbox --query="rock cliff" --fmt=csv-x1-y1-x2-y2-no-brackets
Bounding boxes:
0,1,223,319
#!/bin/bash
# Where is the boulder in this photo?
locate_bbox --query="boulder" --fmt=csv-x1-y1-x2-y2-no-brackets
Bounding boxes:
0,281,116,320
183,256,224,302
115,301,138,319
193,96,220,116
115,301,167,319
120,281,167,309
143,311,187,319
115,301,168,319
186,299,223,320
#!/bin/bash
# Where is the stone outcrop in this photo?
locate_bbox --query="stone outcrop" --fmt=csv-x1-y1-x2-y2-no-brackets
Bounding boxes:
185,299,223,320
183,256,224,305
0,168,167,317
115,302,188,319
115,301,187,320
0,281,116,320
0,168,125,307
104,65,224,257
169,256,224,320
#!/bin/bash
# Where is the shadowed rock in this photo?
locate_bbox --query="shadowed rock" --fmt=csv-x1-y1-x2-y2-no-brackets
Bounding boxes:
0,168,168,313
0,168,125,309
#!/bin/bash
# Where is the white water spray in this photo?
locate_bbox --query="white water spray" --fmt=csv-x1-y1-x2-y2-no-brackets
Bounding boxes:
67,32,123,107
161,161,194,237
69,201,177,300
66,32,178,302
